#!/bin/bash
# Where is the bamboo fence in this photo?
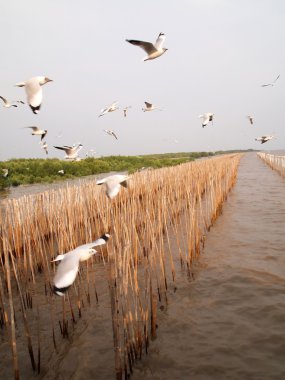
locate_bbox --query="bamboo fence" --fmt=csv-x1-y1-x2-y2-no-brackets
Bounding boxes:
257,152,285,178
0,154,242,379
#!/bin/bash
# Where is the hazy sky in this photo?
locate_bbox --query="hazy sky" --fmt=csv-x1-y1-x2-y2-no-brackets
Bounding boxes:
1,0,284,161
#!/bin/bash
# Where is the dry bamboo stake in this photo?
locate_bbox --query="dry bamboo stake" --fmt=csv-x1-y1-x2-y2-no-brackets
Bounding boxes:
3,238,19,380
10,251,36,372
149,278,157,340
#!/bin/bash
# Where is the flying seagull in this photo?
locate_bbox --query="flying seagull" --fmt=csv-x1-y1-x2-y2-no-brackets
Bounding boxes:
58,169,65,175
261,74,280,87
199,113,214,128
54,144,83,160
96,174,129,199
142,101,161,112
104,129,118,140
15,76,53,114
40,141,48,155
126,32,168,61
247,115,253,125
25,126,47,141
52,233,110,296
123,105,132,117
98,101,119,117
0,96,24,108
255,135,274,144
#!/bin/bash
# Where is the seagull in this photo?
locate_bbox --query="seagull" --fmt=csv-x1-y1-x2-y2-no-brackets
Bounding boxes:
25,126,47,141
247,115,253,125
199,113,214,128
54,144,83,160
98,101,119,117
96,174,129,199
142,101,162,112
2,169,9,178
40,141,48,155
15,76,53,114
261,74,280,87
58,169,65,175
104,129,118,140
255,135,275,144
52,233,110,296
0,96,24,108
123,106,132,117
126,33,168,61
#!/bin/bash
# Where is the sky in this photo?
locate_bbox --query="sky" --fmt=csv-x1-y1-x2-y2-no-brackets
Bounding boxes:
1,0,285,161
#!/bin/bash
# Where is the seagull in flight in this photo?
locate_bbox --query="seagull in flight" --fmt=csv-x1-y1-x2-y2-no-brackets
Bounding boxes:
247,115,254,125
25,126,47,141
255,135,275,144
15,76,53,114
96,174,129,199
142,101,162,112
54,143,83,160
40,141,48,155
98,101,119,117
104,129,118,140
123,105,132,117
199,113,214,128
0,96,24,108
126,32,168,61
52,233,110,296
261,74,280,87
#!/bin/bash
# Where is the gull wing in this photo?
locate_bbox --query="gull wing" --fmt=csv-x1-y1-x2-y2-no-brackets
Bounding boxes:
26,126,39,132
53,253,80,291
273,74,280,83
112,131,118,140
0,96,8,105
54,146,71,154
154,33,165,49
126,39,156,54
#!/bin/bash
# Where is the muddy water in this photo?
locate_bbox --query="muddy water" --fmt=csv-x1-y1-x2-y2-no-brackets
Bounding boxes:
131,153,285,380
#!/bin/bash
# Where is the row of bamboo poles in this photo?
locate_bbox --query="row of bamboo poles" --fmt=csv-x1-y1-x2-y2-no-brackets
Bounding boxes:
0,154,242,379
257,152,285,178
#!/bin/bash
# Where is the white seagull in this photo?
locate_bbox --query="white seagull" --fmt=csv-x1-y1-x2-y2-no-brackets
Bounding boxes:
15,76,53,114
126,33,168,61
96,174,130,199
142,101,162,112
2,169,9,178
40,141,48,155
199,113,214,128
247,115,253,125
104,129,118,140
98,101,119,117
54,144,83,160
123,105,132,117
261,74,280,87
0,96,24,108
255,135,275,144
52,233,110,296
25,126,47,141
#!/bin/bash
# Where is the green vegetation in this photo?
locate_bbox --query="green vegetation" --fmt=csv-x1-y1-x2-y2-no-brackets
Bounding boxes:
0,150,255,189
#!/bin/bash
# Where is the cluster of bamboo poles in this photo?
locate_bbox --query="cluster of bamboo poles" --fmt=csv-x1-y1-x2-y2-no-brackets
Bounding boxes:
0,154,241,379
257,152,285,178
